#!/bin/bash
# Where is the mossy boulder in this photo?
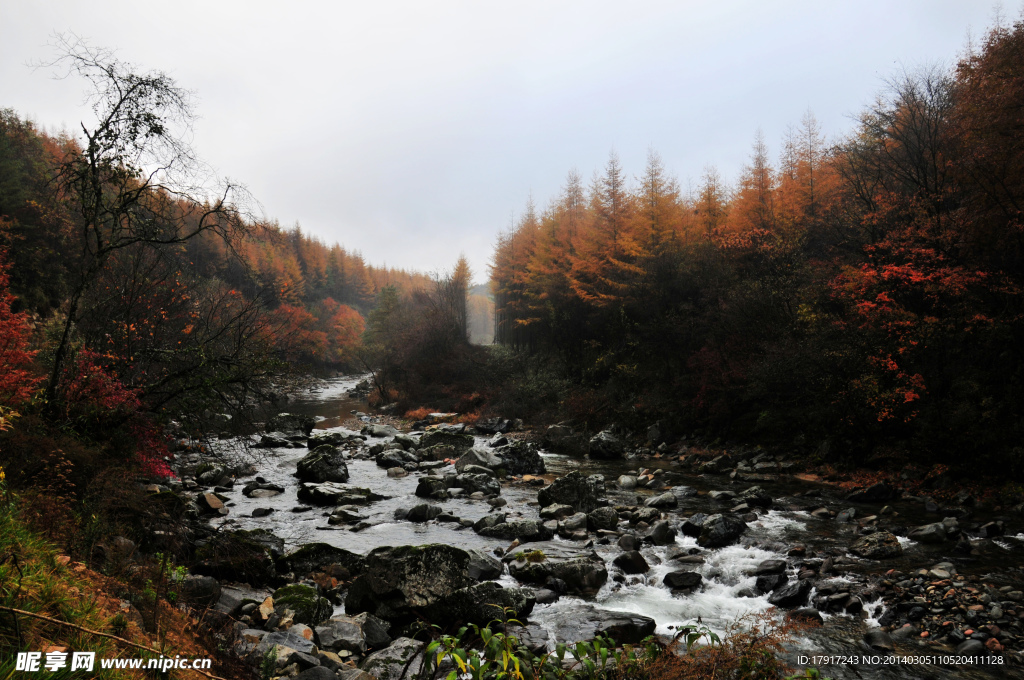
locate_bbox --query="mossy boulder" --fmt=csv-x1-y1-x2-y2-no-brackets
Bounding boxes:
419,430,474,454
295,445,350,483
272,584,332,626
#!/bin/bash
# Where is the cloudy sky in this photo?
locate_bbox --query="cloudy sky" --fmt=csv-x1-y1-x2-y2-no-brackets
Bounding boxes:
0,1,1010,282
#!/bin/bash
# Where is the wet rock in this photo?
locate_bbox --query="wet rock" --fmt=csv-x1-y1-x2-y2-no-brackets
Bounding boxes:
297,483,385,506
540,504,575,520
419,430,474,454
754,559,786,575
681,513,708,537
612,551,650,574
198,492,225,513
362,423,399,438
836,508,856,523
439,581,536,625
455,448,502,473
446,472,500,497
267,413,316,437
361,637,424,680
589,430,625,459
308,431,355,448
316,612,392,654
544,604,655,644
505,545,608,596
955,639,986,656
476,417,512,434
466,549,502,581
491,440,546,475
849,531,903,559
645,492,677,509
255,630,317,662
415,476,448,499
344,545,473,625
791,608,823,625
252,507,275,518
697,514,747,548
406,503,443,523
755,573,788,594
537,471,602,514
663,570,702,590
587,506,619,532
864,630,894,652
279,543,366,579
617,534,640,552
735,486,772,508
295,445,350,483
243,481,285,498
478,519,552,543
617,475,637,490
649,520,677,545
767,580,812,608
272,584,332,626
908,522,948,544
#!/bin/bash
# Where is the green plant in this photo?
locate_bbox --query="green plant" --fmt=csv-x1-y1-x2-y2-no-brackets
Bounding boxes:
259,645,279,679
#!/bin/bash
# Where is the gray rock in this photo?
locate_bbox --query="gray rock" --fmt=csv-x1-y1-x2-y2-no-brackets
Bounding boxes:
491,440,546,475
537,471,602,514
849,531,903,559
589,430,625,459
754,559,786,575
697,514,747,548
663,570,702,590
767,580,812,608
617,475,637,490
179,575,222,606
267,413,316,437
649,520,677,546
466,549,503,581
540,504,575,520
295,445,350,483
505,544,608,596
361,637,424,680
478,519,553,543
297,483,384,506
612,551,650,574
316,612,392,653
645,492,678,509
587,506,619,532
542,603,655,644
681,513,708,537
908,522,947,544
406,503,443,523
419,430,474,454
455,448,503,473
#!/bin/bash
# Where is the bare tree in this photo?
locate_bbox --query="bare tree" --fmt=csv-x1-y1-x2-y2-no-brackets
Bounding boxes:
41,34,251,405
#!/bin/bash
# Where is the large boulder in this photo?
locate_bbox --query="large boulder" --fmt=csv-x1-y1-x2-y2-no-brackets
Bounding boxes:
179,575,222,606
475,417,512,434
736,486,773,509
849,531,903,559
588,430,625,459
466,549,503,581
649,520,677,546
419,430,474,454
537,471,602,514
271,584,332,626
767,580,812,609
645,492,677,509
415,476,448,499
477,519,552,543
361,637,424,680
193,529,281,586
504,545,608,596
362,423,399,438
297,483,385,506
344,545,472,625
295,445,350,483
266,413,316,437
455,448,503,473
491,440,546,476
663,570,702,590
908,522,949,544
587,506,620,532
278,543,365,579
612,551,650,574
681,513,708,537
697,514,747,548
316,612,392,654
445,472,501,496
437,581,536,625
543,604,655,644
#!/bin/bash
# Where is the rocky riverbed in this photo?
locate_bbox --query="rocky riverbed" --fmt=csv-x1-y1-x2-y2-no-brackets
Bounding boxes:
146,376,1024,679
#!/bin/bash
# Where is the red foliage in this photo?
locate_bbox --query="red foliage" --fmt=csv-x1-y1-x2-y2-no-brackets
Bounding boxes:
59,350,142,424
0,249,39,406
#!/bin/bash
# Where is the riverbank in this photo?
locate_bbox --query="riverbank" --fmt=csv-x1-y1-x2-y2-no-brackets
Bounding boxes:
143,375,1024,680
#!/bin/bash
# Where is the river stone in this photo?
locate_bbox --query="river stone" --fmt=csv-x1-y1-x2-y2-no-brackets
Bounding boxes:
649,520,677,545
344,544,472,625
538,471,602,514
297,483,384,506
455,448,502,472
362,423,399,438
863,630,894,652
754,559,787,575
505,544,608,596
307,431,352,448
446,472,500,496
791,608,824,625
697,514,747,548
955,639,986,656
736,486,773,508
645,492,678,509
295,445,350,483
588,430,625,459
255,630,317,658
179,575,222,606
406,503,443,523
419,430,474,454
755,573,788,594
267,413,316,437
908,522,948,544
544,603,655,644
478,519,552,543
663,570,702,590
587,506,619,532
438,581,536,625
475,417,512,434
280,543,365,578
361,637,424,680
617,475,637,490
540,504,575,520
767,580,812,608
243,481,285,498
393,433,419,449
617,534,640,552
316,612,392,653
681,513,708,537
613,551,650,574
272,584,332,626
415,476,448,499
491,440,546,475
466,549,502,581
849,531,903,559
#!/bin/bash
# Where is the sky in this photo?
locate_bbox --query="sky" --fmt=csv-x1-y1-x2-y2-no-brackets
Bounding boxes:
0,1,1013,283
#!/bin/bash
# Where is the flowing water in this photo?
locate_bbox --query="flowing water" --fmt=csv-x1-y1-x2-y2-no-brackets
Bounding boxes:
208,376,1024,679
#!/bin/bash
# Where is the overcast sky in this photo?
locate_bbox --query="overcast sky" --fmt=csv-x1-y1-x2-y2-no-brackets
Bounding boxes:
0,1,1012,282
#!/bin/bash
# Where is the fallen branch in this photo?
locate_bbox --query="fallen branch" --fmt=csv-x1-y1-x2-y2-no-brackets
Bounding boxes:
0,605,229,680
